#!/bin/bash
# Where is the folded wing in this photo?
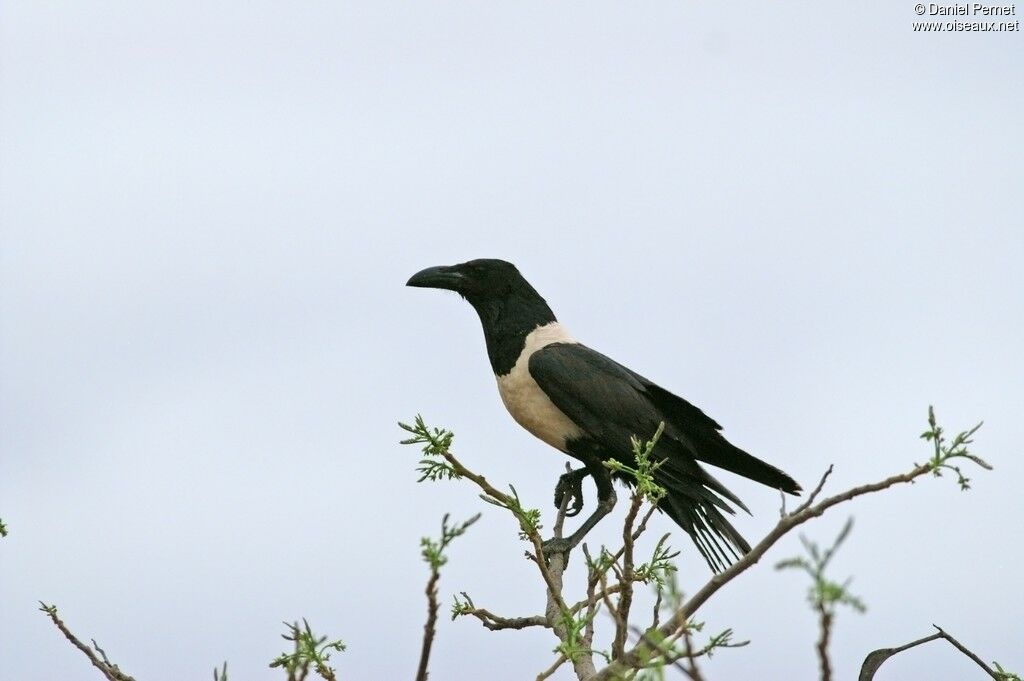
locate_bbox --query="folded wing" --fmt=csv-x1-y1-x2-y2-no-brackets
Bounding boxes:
528,342,799,571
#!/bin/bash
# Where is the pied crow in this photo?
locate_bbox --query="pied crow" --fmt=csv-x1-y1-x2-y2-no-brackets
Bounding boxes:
407,258,801,571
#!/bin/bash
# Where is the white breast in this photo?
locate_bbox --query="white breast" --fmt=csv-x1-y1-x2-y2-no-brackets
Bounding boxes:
495,322,583,452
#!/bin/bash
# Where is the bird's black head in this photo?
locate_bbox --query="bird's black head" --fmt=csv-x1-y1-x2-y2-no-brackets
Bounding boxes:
407,258,557,374
406,258,538,307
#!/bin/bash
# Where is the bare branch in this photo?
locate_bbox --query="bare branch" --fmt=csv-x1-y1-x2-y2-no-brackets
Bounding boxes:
38,603,136,681
570,583,626,615
536,653,569,681
455,592,547,631
612,494,645,658
586,544,626,646
816,605,834,681
474,612,547,631
859,624,1011,681
583,547,600,658
679,624,706,681
930,625,1003,679
793,465,835,516
415,567,441,681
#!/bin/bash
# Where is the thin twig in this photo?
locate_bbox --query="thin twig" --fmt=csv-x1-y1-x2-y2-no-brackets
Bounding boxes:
931,625,1002,679
816,603,833,681
415,568,441,681
612,493,645,659
580,542,600,655
583,504,658,597
859,624,1005,680
626,624,698,680
685,467,928,625
584,571,599,653
627,621,749,679
590,547,625,638
650,587,663,631
793,465,834,516
39,603,136,681
681,625,707,681
570,583,627,614
536,653,569,681
415,512,479,681
463,607,547,631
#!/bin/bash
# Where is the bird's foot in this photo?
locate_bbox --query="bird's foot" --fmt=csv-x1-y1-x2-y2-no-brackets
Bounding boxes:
553,468,587,518
540,536,573,564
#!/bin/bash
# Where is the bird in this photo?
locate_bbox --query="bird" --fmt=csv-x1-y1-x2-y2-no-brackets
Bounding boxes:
407,258,801,572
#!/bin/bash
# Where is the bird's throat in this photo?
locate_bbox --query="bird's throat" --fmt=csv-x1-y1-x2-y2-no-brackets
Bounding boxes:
472,296,558,375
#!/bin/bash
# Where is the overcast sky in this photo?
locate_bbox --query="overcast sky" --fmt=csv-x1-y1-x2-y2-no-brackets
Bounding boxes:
2,3,1021,680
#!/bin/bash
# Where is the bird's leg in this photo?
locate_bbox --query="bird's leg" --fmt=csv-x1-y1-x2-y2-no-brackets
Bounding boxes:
542,464,616,562
553,466,589,518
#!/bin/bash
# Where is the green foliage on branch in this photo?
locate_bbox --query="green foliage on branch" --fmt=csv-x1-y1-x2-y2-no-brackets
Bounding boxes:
33,406,1012,681
994,661,1023,681
603,421,668,503
556,609,599,663
919,405,990,490
400,415,545,543
634,535,680,589
776,517,866,617
480,483,543,540
421,513,480,571
450,592,474,620
400,415,461,482
269,620,346,681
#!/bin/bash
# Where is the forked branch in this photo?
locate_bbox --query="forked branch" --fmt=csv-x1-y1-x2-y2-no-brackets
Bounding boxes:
592,408,991,680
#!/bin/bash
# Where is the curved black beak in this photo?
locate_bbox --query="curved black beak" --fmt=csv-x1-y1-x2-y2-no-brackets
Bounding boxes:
406,265,466,291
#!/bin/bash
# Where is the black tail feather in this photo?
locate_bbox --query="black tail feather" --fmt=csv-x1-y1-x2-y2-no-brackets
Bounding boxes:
670,431,802,495
653,461,753,573
637,379,802,495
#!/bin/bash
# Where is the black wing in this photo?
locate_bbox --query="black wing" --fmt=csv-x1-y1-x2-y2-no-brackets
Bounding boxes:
528,342,659,450
528,342,753,570
528,342,799,493
528,342,800,571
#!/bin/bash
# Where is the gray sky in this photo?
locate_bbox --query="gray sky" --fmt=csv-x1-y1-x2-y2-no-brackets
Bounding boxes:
2,2,1021,679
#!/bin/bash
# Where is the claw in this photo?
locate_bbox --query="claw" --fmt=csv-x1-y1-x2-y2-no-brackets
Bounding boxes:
540,537,572,564
554,467,588,517
541,484,617,566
